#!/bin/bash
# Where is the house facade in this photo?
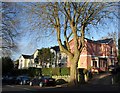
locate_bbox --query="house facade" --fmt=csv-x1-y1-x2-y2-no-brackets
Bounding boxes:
33,49,42,68
18,46,67,69
50,46,67,67
18,49,42,69
18,55,34,69
67,38,118,71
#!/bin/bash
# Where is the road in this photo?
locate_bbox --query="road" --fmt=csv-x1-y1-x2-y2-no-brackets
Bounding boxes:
2,84,120,93
2,72,120,93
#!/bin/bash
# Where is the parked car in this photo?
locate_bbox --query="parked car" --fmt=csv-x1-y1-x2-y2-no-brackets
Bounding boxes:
15,75,30,85
56,79,68,85
2,75,16,85
91,67,101,73
2,76,9,84
108,65,116,72
29,76,56,87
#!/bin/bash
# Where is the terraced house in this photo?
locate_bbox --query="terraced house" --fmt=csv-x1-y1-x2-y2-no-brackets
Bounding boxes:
67,38,118,72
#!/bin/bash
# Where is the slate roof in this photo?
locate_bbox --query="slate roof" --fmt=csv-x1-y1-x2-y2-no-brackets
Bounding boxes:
96,38,113,44
22,54,33,59
50,46,60,52
85,38,113,44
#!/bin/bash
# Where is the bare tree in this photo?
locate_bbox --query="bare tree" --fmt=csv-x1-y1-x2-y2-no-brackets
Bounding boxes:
23,2,119,86
1,2,20,56
101,31,118,46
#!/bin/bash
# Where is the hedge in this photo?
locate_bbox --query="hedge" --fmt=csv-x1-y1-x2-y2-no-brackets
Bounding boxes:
28,67,41,77
42,67,70,76
52,67,60,76
42,67,53,76
12,67,70,77
60,67,70,75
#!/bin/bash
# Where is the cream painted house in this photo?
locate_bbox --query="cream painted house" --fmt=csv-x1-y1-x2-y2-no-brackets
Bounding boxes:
18,49,42,69
18,55,34,69
33,49,40,59
33,49,42,68
18,47,67,69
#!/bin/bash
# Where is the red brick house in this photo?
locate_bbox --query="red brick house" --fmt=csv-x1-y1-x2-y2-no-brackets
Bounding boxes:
67,38,118,72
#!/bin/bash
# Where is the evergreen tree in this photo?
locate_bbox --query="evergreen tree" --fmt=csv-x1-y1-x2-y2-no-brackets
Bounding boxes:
2,57,14,75
37,48,54,67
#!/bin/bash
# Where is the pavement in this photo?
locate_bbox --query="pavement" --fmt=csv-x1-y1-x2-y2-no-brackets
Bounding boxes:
87,72,113,85
57,72,120,92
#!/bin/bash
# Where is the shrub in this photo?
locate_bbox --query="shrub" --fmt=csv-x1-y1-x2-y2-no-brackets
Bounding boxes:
42,67,52,76
83,69,88,75
28,67,41,77
41,67,70,76
114,72,120,85
60,67,70,75
52,67,60,76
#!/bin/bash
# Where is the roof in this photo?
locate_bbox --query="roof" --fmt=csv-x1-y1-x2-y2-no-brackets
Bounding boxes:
50,46,60,52
96,38,113,44
85,38,113,44
22,54,33,59
33,49,41,55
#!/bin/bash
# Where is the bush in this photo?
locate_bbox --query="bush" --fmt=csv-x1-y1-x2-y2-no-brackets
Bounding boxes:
52,67,60,76
78,68,85,83
83,69,88,75
42,67,52,76
28,67,41,77
13,67,70,77
12,69,29,76
60,67,70,75
114,72,120,85
41,67,70,76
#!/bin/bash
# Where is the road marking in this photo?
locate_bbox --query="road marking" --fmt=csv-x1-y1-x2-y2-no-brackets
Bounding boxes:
23,88,31,90
6,85,14,88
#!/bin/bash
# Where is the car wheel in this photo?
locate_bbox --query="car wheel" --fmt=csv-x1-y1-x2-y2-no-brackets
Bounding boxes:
20,81,23,85
29,82,33,86
39,82,43,87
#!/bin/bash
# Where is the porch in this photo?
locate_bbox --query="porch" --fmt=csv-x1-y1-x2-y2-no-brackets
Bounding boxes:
91,57,108,72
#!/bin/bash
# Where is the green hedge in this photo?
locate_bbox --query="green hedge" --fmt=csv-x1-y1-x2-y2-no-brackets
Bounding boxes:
60,67,70,75
42,67,70,76
42,67,53,76
12,69,29,76
52,67,60,76
28,67,41,77
13,67,70,77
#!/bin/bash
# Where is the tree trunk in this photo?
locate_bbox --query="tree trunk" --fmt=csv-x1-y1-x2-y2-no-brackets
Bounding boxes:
69,60,79,86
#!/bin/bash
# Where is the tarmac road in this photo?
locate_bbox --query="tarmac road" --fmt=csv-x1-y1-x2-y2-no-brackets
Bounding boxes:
2,84,120,93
